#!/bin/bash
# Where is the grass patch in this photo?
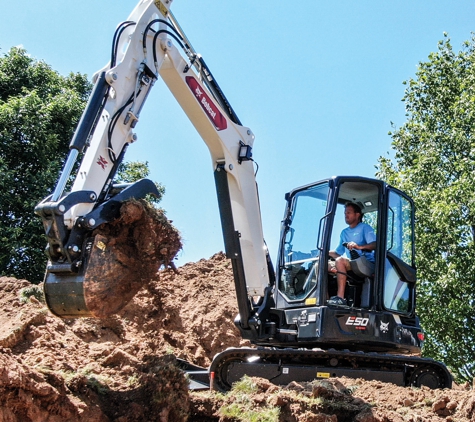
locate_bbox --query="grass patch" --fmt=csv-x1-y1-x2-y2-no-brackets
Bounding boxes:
231,375,260,394
126,373,140,387
19,285,45,304
220,403,280,422
218,376,280,422
50,367,112,395
85,374,110,395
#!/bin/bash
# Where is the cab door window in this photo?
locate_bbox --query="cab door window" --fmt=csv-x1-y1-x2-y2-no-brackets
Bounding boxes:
384,190,415,313
279,183,329,302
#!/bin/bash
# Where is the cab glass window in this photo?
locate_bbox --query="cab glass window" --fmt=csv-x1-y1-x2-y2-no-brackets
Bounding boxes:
279,183,329,301
384,191,414,313
386,191,413,265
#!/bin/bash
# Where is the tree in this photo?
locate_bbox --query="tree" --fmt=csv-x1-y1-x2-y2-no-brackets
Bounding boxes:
377,34,475,383
116,161,165,207
0,48,162,284
0,47,91,283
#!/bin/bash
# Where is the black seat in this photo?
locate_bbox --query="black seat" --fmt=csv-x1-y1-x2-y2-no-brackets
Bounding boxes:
346,270,372,308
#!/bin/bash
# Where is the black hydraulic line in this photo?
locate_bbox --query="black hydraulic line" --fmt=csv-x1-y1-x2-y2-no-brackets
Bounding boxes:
96,143,129,205
142,19,184,50
107,92,136,163
69,72,109,152
143,19,168,47
214,165,252,330
198,56,242,126
141,15,240,127
111,21,136,67
152,30,185,64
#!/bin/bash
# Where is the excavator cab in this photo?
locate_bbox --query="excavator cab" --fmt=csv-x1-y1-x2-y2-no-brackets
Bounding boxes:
271,176,420,352
213,176,451,390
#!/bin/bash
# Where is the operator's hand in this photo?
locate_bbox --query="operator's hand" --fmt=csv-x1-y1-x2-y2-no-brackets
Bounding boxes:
346,241,359,250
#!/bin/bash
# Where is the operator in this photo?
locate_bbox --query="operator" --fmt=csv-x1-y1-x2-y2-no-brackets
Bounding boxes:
327,202,376,306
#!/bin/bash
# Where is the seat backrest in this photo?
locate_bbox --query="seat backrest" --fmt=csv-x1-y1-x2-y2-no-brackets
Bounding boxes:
349,256,374,278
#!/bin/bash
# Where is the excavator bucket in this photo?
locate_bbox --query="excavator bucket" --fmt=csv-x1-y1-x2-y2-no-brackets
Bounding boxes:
43,199,181,318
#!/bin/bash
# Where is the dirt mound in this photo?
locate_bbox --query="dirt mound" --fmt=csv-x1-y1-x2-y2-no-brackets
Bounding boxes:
192,376,475,421
0,254,474,421
0,253,245,421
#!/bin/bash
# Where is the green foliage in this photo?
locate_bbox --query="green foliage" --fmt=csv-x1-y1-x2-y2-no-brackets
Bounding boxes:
19,285,45,303
219,403,280,422
219,376,280,422
0,48,163,284
0,47,91,283
116,161,165,207
229,375,260,394
377,34,475,382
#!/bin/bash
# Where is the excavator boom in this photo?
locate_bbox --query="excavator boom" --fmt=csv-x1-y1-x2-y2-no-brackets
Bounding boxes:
36,0,273,326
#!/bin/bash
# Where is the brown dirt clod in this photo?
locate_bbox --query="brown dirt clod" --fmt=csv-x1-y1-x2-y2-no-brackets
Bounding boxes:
83,199,181,318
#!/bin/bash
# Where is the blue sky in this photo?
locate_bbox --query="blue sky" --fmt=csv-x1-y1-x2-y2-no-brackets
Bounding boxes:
1,1,474,266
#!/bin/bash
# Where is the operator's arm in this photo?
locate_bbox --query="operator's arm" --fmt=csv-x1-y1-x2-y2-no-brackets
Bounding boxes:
346,224,376,251
329,231,346,258
346,241,376,251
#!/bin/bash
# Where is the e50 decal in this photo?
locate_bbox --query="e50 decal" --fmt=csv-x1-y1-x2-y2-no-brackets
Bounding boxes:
346,316,369,330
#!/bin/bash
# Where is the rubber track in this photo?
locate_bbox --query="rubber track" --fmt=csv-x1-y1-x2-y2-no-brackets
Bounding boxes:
209,347,452,391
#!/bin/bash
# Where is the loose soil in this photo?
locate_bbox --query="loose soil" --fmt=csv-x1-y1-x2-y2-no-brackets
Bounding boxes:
83,199,182,318
0,207,474,420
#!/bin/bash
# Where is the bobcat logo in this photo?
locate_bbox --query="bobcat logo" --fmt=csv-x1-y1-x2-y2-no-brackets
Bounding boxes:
380,321,389,333
97,155,108,170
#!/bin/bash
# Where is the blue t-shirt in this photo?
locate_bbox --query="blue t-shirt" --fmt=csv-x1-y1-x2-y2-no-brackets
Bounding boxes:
335,222,376,262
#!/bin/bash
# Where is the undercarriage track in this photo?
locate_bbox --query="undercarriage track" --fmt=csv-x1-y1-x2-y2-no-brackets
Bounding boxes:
209,347,452,391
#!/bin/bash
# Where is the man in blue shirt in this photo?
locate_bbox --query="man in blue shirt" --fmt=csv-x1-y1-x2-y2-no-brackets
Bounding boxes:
327,202,376,306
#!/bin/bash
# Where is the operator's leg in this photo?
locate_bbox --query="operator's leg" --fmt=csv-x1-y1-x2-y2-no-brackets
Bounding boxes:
335,256,351,299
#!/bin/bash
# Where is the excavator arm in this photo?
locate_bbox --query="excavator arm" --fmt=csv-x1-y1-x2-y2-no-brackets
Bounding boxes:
35,0,274,337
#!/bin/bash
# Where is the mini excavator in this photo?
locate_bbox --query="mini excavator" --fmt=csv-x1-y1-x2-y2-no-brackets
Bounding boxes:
35,0,452,390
